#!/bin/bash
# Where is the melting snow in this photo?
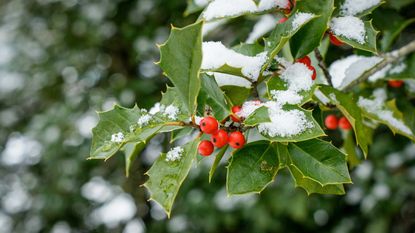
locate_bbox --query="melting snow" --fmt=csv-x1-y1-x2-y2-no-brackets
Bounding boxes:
202,41,267,81
166,146,184,162
358,89,413,135
340,0,381,16
202,0,289,21
330,16,366,44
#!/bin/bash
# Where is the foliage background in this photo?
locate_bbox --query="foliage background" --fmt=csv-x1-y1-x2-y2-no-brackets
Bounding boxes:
0,0,415,232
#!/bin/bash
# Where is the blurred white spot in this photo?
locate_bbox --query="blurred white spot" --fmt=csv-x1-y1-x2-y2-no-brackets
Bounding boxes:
81,177,115,203
0,109,18,127
354,161,372,180
120,90,136,106
102,98,118,111
404,144,415,159
0,212,13,233
372,183,390,200
24,215,43,233
168,215,188,232
123,219,145,233
150,202,167,220
361,195,376,213
77,113,98,138
61,66,78,84
213,188,257,211
0,72,24,94
91,194,137,228
313,209,329,226
139,60,159,78
386,152,403,169
1,134,42,166
51,221,71,233
345,187,363,204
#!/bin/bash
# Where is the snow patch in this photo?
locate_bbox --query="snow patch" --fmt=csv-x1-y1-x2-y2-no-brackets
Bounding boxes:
246,15,276,43
202,41,267,81
213,72,252,88
164,105,179,120
270,90,303,106
292,12,315,31
340,0,381,16
280,63,314,92
166,146,184,162
237,100,263,118
330,16,366,44
111,132,125,143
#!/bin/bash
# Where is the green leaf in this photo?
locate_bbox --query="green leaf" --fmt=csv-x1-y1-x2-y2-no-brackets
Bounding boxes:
144,139,199,217
123,142,145,177
170,127,194,143
290,0,334,59
159,21,203,115
232,42,265,56
160,86,193,121
334,0,384,17
288,165,345,195
264,11,319,66
208,145,229,183
221,85,252,106
343,130,361,168
199,74,231,121
184,0,205,16
244,106,271,126
333,20,379,54
319,85,372,157
259,105,326,142
90,105,141,160
227,141,281,195
288,139,352,186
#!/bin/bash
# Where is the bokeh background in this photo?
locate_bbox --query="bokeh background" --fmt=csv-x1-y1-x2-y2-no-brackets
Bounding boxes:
1,0,415,232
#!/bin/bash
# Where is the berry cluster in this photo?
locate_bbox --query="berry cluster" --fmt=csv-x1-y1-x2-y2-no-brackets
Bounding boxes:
324,114,352,130
388,80,404,88
296,56,317,80
197,107,246,156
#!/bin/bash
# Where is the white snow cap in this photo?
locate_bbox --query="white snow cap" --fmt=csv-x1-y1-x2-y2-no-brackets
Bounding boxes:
137,114,152,127
258,101,313,137
166,146,184,162
358,89,413,135
237,100,263,118
292,12,315,30
369,62,407,82
194,0,209,7
213,72,252,88
340,0,381,16
202,0,289,21
139,102,180,126
280,63,314,92
111,132,125,143
164,105,179,120
329,55,382,89
271,90,303,106
330,16,366,44
202,41,267,81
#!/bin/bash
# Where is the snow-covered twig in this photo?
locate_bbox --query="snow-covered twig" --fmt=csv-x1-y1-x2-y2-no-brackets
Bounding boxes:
343,39,415,91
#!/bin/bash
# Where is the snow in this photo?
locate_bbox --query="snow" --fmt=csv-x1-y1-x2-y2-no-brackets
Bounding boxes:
202,41,267,81
194,0,209,7
237,100,263,118
164,105,179,120
258,101,313,137
340,0,381,16
369,62,408,82
330,16,366,44
246,15,276,43
270,90,303,105
165,146,184,162
202,0,289,21
314,89,330,105
137,114,152,127
194,116,203,125
280,63,313,92
358,89,413,135
111,132,125,143
149,103,164,115
203,19,226,36
213,72,252,88
329,55,383,89
292,12,315,31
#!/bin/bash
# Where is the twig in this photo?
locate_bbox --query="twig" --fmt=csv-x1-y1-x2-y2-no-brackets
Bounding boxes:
342,39,415,91
314,48,333,87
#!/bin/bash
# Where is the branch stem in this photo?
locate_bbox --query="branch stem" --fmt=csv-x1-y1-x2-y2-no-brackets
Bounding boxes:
314,49,333,87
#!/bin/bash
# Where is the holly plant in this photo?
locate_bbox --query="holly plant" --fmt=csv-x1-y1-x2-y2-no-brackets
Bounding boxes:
88,0,415,216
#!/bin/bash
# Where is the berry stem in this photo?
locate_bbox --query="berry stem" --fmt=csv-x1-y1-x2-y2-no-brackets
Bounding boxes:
314,48,333,87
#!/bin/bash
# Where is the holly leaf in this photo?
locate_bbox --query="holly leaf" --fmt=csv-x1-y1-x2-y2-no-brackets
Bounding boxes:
288,139,352,186
158,21,203,115
221,85,252,106
143,139,199,217
244,106,271,126
233,42,265,56
89,105,141,160
343,130,361,168
264,11,319,66
290,0,334,59
227,141,281,195
184,0,206,16
198,74,231,121
123,142,146,177
333,20,379,54
319,85,372,157
266,76,316,106
334,0,384,17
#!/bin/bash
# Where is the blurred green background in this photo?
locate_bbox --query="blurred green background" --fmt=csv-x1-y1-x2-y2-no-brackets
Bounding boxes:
1,0,415,232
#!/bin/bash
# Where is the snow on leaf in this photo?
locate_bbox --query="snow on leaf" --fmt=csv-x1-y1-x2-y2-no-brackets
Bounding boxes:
330,16,366,44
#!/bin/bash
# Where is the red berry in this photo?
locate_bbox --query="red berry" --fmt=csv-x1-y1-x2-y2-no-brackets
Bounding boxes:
229,131,246,149
200,116,219,134
311,66,317,80
211,130,229,148
231,106,242,122
329,33,343,46
198,140,214,156
325,114,338,130
278,17,288,24
388,80,404,88
339,117,352,130
296,56,311,67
